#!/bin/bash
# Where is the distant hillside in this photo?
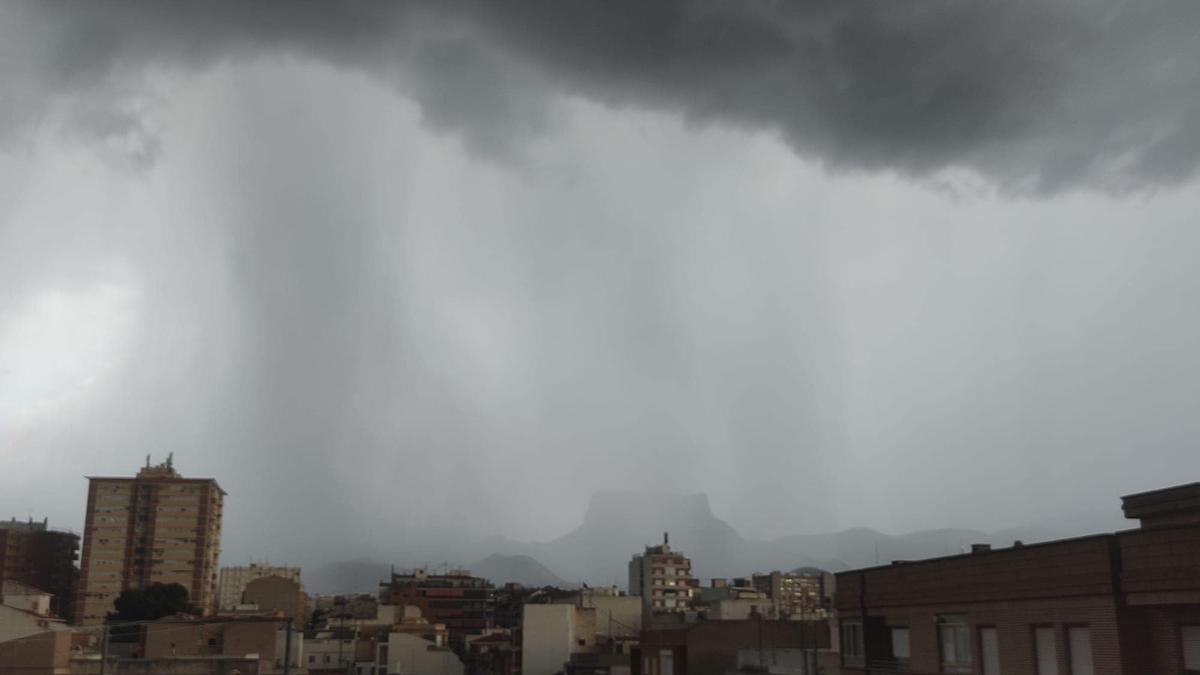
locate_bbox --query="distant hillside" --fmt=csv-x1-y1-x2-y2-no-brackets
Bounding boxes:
470,554,567,588
460,491,1131,585
306,493,1131,592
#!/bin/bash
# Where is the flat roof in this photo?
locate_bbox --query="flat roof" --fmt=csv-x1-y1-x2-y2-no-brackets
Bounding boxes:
85,476,227,495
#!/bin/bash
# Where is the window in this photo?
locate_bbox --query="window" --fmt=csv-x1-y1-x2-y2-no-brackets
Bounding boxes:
659,649,674,675
1067,626,1093,675
1034,626,1058,675
979,627,1000,675
841,619,864,667
1184,626,1200,673
939,614,971,672
891,626,911,665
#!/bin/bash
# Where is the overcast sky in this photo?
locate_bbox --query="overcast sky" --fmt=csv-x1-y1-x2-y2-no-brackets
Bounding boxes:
2,1,1200,567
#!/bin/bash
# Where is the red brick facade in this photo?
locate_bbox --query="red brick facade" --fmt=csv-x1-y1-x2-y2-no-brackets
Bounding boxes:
835,483,1200,675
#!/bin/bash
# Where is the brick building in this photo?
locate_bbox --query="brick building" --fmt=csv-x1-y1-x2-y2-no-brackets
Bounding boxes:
0,518,80,620
378,569,494,650
75,456,225,624
632,615,832,675
835,482,1200,674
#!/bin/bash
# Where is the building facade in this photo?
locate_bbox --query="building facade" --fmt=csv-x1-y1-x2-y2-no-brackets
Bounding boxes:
633,616,832,675
75,457,225,624
378,569,494,650
217,564,302,611
835,482,1200,675
242,574,307,623
0,519,79,621
627,535,698,621
750,570,831,618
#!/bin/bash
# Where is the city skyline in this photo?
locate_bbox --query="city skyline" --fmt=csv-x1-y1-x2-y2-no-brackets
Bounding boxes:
4,0,1200,583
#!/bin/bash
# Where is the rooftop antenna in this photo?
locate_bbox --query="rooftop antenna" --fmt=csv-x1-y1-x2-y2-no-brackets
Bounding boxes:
145,455,151,468
664,531,669,546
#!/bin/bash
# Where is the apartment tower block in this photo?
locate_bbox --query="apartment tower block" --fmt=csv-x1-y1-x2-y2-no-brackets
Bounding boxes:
75,456,225,624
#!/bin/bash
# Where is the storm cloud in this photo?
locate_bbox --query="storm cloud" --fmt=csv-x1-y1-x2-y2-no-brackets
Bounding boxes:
2,2,1200,576
5,0,1200,191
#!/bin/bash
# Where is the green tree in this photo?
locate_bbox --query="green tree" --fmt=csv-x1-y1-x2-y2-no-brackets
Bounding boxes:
107,583,197,641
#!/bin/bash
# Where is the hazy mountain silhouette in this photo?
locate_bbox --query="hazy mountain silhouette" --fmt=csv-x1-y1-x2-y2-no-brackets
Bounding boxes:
305,492,1129,592
470,554,567,588
465,491,1131,585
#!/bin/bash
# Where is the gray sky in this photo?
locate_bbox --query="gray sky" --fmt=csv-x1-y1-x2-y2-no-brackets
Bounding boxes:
2,1,1199,568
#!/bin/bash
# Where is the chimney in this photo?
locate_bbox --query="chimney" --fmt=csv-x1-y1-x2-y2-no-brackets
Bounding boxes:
663,531,669,546
970,544,992,554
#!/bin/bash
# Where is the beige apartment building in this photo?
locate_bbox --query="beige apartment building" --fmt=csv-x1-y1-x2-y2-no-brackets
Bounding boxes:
627,533,699,622
217,563,302,610
74,456,225,624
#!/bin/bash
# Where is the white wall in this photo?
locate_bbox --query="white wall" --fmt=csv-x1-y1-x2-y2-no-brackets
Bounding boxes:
385,632,463,675
522,604,574,675
0,605,66,643
585,595,642,638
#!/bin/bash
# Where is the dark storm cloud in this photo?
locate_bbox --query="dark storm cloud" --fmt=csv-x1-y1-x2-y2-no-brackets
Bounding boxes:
5,0,1200,190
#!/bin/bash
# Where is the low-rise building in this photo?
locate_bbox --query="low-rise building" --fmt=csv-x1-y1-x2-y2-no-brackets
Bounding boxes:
694,579,773,621
379,632,463,675
378,569,494,651
140,616,304,675
632,615,831,675
305,629,358,674
218,564,302,612
522,604,596,675
0,583,68,643
835,482,1200,675
464,629,517,675
242,575,307,624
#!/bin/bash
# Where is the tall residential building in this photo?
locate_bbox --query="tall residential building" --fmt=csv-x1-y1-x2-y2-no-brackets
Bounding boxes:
217,563,302,610
627,533,698,620
0,518,80,620
75,456,225,624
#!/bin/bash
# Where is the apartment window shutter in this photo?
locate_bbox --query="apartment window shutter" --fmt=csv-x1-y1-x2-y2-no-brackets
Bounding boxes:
980,627,1000,675
1181,626,1200,669
1068,627,1094,675
1035,627,1058,675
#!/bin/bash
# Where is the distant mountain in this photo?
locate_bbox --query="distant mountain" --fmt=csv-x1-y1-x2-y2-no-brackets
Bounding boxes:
470,554,568,588
475,492,753,586
306,493,1132,592
460,491,1131,586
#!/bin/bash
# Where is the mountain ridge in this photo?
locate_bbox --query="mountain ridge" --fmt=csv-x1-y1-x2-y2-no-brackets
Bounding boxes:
305,491,1128,593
